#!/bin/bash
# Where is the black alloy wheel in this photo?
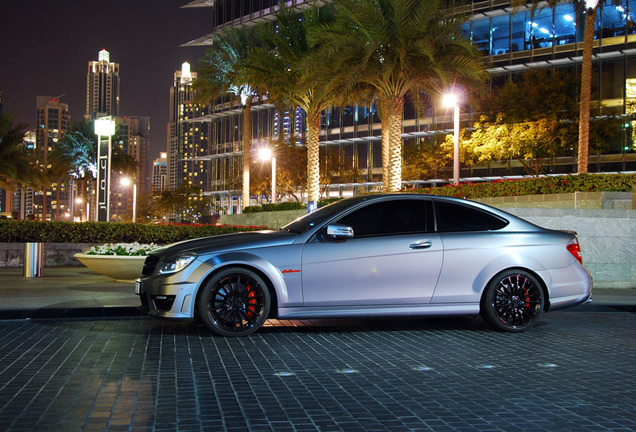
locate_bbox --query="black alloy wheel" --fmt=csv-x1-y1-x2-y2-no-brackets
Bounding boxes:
481,269,544,332
198,267,271,337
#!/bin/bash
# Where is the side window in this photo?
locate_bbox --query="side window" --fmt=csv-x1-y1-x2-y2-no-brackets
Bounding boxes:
336,199,430,237
434,201,508,232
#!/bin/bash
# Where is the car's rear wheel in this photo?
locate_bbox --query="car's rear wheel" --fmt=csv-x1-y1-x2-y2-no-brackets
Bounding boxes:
481,269,544,332
197,267,271,337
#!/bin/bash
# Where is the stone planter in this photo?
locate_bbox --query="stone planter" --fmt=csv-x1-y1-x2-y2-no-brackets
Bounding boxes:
74,253,146,281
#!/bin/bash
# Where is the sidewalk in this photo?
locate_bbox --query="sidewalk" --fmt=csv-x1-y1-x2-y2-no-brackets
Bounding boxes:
0,267,141,319
0,266,634,320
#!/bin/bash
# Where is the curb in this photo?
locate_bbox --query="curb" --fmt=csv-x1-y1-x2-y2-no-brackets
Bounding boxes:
0,307,144,320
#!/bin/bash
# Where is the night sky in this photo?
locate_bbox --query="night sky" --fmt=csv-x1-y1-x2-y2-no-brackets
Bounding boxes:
0,0,212,161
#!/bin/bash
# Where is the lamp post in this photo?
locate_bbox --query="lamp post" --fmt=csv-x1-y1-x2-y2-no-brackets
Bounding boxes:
94,116,116,221
442,93,460,185
75,197,83,222
120,177,137,223
258,147,276,204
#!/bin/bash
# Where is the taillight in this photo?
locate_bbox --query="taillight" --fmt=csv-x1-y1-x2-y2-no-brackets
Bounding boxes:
567,243,583,265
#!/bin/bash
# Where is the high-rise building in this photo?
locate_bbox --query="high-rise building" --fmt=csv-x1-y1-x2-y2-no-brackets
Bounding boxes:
109,116,150,221
167,62,210,192
152,152,168,192
86,49,120,119
182,0,636,204
117,116,150,194
34,96,70,220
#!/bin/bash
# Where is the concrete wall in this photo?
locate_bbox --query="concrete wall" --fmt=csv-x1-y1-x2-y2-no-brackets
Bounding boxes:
220,209,306,229
500,208,635,289
0,243,94,268
476,191,633,210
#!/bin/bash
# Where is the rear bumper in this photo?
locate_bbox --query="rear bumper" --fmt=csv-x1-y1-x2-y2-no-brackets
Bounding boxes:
541,263,593,312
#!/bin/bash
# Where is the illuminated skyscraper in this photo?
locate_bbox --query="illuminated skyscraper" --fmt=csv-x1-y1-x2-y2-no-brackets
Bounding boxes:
86,49,120,118
34,96,70,220
152,152,168,192
167,62,210,192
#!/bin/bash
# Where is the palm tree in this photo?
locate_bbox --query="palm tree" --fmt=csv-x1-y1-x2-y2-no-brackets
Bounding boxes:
309,0,485,191
55,119,138,220
247,5,337,204
576,1,597,174
0,114,44,206
527,0,624,173
195,26,263,209
54,119,98,214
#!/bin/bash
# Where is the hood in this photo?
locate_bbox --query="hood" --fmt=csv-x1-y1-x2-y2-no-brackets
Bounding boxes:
150,230,297,258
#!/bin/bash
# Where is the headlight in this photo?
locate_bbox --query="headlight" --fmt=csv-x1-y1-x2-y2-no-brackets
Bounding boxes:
157,253,197,275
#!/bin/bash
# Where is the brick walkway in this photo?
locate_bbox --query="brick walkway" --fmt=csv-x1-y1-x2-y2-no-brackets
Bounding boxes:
0,312,634,431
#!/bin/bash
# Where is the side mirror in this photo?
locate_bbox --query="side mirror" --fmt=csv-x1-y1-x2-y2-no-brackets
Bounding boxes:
326,223,354,240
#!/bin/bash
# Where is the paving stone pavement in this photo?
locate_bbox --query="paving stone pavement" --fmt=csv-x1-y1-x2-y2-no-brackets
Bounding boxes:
1,311,635,432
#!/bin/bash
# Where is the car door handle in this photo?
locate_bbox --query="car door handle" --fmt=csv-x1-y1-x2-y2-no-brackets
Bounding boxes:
409,240,432,249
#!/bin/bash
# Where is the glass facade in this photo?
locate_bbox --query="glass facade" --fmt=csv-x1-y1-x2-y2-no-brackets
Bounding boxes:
189,0,636,207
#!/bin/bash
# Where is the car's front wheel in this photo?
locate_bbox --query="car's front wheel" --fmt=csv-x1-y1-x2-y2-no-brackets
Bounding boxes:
197,267,271,337
481,269,544,332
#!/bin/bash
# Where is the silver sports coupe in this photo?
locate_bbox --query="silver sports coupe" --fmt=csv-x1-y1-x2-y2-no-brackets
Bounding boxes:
136,194,592,336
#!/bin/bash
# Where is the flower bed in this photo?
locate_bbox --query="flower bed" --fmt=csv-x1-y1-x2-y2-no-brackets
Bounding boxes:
75,242,162,281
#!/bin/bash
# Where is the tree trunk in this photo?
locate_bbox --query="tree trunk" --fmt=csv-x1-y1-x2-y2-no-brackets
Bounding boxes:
577,7,596,174
41,188,47,221
55,179,62,220
242,99,252,209
380,100,391,192
387,96,404,192
307,110,321,203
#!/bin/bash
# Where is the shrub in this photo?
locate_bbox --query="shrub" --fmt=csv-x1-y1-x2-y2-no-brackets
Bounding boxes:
245,202,306,212
411,173,636,199
0,221,267,243
243,205,264,213
318,197,344,207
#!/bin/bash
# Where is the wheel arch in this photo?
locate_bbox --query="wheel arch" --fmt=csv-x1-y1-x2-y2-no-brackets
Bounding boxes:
193,258,283,321
479,266,550,311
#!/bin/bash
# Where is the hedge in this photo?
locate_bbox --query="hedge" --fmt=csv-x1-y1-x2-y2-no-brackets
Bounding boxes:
411,173,636,199
0,221,267,244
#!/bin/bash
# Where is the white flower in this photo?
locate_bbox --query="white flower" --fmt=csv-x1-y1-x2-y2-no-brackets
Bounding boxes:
86,242,160,256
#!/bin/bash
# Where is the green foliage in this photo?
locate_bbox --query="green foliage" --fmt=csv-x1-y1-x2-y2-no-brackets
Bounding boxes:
244,201,307,213
458,114,575,177
0,221,266,244
263,201,306,211
243,206,264,213
318,197,343,207
412,173,636,199
0,113,43,190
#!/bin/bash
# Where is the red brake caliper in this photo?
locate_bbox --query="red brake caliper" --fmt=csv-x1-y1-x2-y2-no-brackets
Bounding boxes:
246,285,256,318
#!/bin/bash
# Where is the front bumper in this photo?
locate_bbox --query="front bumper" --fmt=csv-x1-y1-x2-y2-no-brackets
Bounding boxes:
135,261,211,319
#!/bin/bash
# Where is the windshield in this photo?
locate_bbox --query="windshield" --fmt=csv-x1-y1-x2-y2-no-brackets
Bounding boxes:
280,197,369,234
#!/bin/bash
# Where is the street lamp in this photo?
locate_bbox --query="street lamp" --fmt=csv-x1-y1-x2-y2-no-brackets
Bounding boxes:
94,116,116,221
120,177,137,223
442,92,460,185
75,197,83,222
258,147,276,204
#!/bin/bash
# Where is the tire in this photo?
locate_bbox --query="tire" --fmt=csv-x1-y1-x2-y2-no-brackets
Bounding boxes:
481,269,544,332
197,267,271,337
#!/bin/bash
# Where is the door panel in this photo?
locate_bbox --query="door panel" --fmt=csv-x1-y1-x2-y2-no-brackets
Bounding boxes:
301,234,443,306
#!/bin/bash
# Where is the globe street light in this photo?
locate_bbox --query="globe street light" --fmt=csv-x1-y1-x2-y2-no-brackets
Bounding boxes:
120,177,137,223
442,92,460,185
258,147,277,204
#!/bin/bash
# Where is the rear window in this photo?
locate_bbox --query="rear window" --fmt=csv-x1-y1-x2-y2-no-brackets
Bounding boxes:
434,201,508,232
